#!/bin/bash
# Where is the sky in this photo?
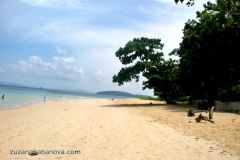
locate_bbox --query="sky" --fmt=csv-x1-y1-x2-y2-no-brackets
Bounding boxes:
0,0,213,95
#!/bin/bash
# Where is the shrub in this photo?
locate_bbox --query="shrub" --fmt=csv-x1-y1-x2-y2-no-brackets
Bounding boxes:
197,100,215,110
176,96,190,102
218,85,240,101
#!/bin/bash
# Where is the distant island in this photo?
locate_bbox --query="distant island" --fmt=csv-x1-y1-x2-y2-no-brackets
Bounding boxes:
0,81,23,87
96,91,136,97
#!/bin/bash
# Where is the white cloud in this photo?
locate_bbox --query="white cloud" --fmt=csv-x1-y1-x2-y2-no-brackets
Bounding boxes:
11,55,83,81
20,0,85,8
2,0,215,95
21,0,213,57
25,21,181,57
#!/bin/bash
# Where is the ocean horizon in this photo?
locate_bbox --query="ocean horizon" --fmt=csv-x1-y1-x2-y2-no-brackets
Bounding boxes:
0,84,124,109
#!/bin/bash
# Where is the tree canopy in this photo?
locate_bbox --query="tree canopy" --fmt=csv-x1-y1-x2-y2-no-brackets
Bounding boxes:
174,0,194,6
143,59,181,103
112,38,180,103
113,0,240,102
175,0,240,100
113,37,164,85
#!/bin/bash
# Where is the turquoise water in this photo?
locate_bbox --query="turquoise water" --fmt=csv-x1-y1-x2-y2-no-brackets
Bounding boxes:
0,85,111,109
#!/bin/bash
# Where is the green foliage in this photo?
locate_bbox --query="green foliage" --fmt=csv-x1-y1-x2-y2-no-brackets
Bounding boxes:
113,37,164,85
176,96,190,102
174,0,194,6
113,0,240,104
176,0,240,100
218,85,240,101
143,59,182,103
137,96,162,101
113,37,180,103
196,100,212,110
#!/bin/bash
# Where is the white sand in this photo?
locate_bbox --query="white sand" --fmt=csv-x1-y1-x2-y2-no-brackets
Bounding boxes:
0,98,239,160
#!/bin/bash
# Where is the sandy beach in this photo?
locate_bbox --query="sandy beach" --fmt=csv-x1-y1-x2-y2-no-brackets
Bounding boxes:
0,98,239,160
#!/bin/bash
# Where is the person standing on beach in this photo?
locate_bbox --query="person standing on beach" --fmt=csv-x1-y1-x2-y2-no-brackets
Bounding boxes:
43,97,46,102
1,94,4,100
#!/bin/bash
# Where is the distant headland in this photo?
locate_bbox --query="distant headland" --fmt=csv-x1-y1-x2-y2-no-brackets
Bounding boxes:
96,91,136,97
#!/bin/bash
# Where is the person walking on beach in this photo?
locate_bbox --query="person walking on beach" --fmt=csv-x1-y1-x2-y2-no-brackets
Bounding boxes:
1,94,4,100
43,97,46,102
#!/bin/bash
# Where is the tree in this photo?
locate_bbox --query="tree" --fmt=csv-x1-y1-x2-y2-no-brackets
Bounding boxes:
174,0,194,6
112,37,180,103
112,37,164,85
175,0,240,100
143,59,181,103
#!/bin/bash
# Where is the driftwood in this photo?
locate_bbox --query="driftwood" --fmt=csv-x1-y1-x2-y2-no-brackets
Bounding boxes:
208,106,214,119
187,109,207,117
188,106,215,124
188,106,215,119
195,114,214,123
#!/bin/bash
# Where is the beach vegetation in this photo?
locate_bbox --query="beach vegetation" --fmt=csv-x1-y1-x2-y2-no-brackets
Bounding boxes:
174,0,195,6
112,37,182,104
113,0,240,104
174,0,240,100
137,96,162,101
218,85,240,102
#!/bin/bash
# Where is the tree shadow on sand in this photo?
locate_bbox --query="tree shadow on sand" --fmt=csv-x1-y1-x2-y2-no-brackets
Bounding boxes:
101,103,166,108
100,102,191,113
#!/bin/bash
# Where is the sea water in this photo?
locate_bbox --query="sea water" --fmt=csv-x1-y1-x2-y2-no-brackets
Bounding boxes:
0,85,108,109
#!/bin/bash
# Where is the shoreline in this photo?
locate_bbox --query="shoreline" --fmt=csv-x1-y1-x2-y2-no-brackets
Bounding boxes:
0,99,46,112
0,98,239,160
0,96,107,111
0,94,131,111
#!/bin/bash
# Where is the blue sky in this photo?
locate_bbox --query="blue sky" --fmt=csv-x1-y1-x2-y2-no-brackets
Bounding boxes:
0,0,212,95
